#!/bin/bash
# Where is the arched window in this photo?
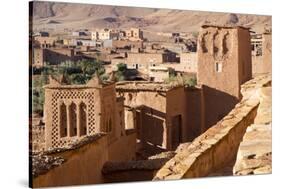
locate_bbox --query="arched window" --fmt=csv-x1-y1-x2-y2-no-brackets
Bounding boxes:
80,102,87,136
59,103,67,138
69,102,77,137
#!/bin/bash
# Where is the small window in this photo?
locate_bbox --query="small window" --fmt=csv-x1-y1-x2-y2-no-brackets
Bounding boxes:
215,62,222,72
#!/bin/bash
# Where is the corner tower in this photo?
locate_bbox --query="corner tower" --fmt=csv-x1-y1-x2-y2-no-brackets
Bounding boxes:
197,25,252,129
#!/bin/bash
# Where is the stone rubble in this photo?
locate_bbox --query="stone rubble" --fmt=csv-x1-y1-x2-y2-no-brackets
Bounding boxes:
233,84,272,175
153,74,271,180
32,153,65,178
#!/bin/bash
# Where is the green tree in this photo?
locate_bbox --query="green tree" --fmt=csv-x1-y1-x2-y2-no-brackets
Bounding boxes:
115,63,127,81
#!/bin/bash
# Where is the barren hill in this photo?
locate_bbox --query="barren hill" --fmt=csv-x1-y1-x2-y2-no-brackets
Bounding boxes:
32,1,271,33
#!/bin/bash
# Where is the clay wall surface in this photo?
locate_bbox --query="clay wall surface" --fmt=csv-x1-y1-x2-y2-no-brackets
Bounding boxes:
108,131,137,162
238,27,252,84
33,135,108,187
153,74,271,180
126,53,164,70
262,34,272,73
31,126,45,152
33,48,44,67
102,158,171,183
251,34,271,75
197,26,240,98
112,40,143,49
116,83,193,151
179,52,198,73
197,26,252,129
185,88,204,140
34,36,57,47
148,68,169,82
121,90,167,150
100,84,117,141
44,48,77,65
44,86,101,149
33,130,137,187
166,87,188,149
252,56,263,74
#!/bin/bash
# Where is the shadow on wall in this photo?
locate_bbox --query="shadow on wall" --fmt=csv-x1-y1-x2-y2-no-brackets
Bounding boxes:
136,105,167,156
45,49,77,65
202,85,239,131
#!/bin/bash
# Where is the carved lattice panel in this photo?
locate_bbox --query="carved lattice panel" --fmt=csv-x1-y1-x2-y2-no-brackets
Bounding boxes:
50,90,95,148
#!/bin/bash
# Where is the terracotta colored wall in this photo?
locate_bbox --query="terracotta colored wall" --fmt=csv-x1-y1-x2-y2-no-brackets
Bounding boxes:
44,48,76,65
154,75,271,180
117,89,167,150
112,40,143,49
44,87,102,149
33,136,109,188
179,53,198,73
100,85,117,137
238,27,252,84
166,87,188,149
197,26,252,129
185,88,204,140
197,27,240,98
154,96,259,180
127,53,164,67
33,48,44,67
108,132,137,162
33,131,137,187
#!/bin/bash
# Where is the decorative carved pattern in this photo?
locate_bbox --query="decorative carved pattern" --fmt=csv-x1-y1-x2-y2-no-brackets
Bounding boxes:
222,31,231,55
201,31,209,53
50,90,95,148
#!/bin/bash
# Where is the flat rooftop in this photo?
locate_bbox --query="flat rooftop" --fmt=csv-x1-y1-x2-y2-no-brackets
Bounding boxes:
116,81,182,92
201,24,250,30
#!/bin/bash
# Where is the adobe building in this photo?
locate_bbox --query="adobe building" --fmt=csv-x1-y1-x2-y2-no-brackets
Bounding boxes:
148,66,170,82
34,36,57,48
197,25,252,129
32,48,45,67
179,52,197,73
33,47,80,66
251,33,272,74
44,75,129,149
125,28,143,41
112,40,143,49
126,52,177,72
91,29,111,40
115,82,204,153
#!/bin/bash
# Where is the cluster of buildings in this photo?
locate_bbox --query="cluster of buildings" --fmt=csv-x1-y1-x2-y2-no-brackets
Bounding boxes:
30,24,272,187
30,27,199,82
31,24,271,84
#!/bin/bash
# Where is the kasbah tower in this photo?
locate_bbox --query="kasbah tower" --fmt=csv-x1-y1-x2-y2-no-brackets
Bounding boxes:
197,25,252,130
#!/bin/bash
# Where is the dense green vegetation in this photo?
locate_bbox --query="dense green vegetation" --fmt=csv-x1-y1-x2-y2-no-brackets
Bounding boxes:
31,60,107,114
164,74,197,87
115,63,127,81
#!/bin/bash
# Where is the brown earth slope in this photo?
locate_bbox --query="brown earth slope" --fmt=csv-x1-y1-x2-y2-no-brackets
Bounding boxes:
32,1,271,33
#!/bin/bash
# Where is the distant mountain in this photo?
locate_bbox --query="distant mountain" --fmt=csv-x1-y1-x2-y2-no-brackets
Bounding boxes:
32,1,271,33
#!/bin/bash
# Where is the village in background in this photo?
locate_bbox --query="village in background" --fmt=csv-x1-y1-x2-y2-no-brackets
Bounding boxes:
29,1,272,188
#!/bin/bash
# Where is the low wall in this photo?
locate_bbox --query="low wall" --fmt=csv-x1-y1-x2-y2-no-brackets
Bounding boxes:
108,131,137,162
33,130,137,188
102,158,169,183
33,135,108,188
153,74,271,180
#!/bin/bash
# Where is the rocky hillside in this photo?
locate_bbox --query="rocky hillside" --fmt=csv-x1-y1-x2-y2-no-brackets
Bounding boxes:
32,1,271,33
